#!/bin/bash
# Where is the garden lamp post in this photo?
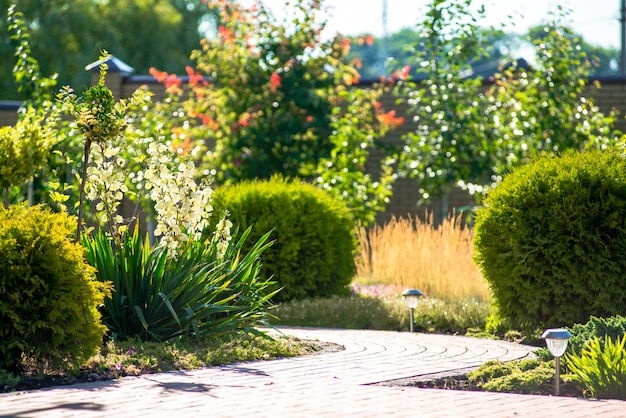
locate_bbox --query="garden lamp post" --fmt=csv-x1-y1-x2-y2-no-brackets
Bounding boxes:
402,289,422,333
541,328,572,396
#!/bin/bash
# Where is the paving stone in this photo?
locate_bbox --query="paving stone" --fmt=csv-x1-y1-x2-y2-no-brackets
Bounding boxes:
1,327,625,417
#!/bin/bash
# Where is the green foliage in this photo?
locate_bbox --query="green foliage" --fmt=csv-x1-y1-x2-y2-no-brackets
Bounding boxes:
395,0,502,205
0,7,62,207
84,226,276,342
58,52,150,239
151,0,397,225
0,369,20,390
395,4,618,206
209,177,357,302
0,0,211,100
467,360,553,394
565,335,626,400
273,294,406,331
0,107,59,195
527,24,619,76
489,11,618,155
0,204,108,372
6,5,58,107
568,315,626,357
474,150,626,331
417,298,490,333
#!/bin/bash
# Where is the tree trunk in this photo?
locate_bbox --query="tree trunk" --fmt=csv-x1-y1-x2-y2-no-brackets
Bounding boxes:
76,138,92,242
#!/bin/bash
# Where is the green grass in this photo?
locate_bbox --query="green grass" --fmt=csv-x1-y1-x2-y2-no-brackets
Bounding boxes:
270,292,491,334
0,332,317,392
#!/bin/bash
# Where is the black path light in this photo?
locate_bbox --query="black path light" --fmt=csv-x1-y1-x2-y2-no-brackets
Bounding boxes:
402,289,422,333
541,328,572,396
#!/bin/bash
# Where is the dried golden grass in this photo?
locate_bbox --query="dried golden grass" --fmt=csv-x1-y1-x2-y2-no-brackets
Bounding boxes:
355,213,489,302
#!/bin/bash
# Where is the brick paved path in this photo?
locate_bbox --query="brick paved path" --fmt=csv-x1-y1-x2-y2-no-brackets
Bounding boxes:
1,327,625,417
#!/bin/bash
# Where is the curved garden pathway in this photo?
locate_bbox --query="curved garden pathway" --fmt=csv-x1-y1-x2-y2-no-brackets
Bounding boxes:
1,327,625,417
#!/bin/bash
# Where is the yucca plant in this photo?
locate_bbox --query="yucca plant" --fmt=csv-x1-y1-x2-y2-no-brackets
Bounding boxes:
84,226,277,342
565,335,626,400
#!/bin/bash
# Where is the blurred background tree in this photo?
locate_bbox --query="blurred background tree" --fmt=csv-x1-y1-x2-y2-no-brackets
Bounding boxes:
0,0,216,99
346,23,618,79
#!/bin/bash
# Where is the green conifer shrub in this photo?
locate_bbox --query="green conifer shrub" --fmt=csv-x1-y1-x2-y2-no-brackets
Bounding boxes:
0,204,109,372
208,177,357,302
474,150,626,331
568,315,626,356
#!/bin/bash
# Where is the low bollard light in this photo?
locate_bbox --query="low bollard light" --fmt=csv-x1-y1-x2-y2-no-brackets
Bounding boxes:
402,289,422,333
541,328,572,396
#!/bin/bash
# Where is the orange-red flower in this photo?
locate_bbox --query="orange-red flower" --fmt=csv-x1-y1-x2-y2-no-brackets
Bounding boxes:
238,112,251,127
391,65,411,81
377,110,405,128
185,66,208,88
199,114,218,131
218,25,235,44
341,38,351,54
270,72,281,92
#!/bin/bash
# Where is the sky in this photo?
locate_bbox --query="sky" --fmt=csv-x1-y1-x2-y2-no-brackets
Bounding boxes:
258,0,621,49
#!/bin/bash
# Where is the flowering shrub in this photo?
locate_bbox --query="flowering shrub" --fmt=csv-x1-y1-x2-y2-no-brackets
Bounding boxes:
142,141,214,256
58,51,150,239
149,0,402,225
56,54,276,342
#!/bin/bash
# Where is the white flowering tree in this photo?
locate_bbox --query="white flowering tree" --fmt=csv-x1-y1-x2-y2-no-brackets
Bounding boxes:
59,51,229,258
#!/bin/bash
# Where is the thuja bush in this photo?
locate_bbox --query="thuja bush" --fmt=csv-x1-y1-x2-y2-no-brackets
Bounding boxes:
0,204,109,372
474,150,626,331
209,176,357,302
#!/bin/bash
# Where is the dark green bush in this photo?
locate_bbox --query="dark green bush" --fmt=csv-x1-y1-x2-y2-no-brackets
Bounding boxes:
0,204,108,372
568,315,626,356
474,150,626,331
208,176,357,302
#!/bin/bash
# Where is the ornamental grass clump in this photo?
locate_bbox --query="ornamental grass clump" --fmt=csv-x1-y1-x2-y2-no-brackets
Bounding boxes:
356,213,488,303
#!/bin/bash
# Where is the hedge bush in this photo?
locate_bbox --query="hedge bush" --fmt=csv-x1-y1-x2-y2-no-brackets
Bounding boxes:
474,150,626,331
0,204,109,372
208,177,357,302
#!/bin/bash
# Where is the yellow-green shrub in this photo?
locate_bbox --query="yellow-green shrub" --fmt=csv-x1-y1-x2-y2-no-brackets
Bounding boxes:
0,204,108,372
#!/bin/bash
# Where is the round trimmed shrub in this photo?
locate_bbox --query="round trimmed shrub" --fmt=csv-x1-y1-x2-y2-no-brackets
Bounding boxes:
474,150,626,331
208,177,357,302
0,204,109,372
